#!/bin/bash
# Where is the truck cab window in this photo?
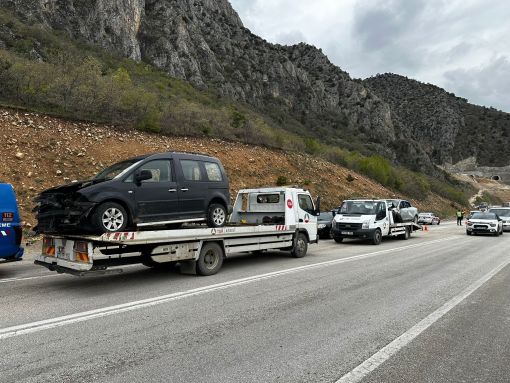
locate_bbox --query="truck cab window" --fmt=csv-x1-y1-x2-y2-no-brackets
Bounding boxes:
298,194,314,214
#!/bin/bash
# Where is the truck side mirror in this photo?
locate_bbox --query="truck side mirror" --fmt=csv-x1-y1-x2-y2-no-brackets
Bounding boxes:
135,170,152,184
315,196,321,216
376,211,386,221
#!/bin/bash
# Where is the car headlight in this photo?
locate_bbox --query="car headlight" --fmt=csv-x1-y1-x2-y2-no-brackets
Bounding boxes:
362,220,370,229
490,223,497,227
318,224,326,229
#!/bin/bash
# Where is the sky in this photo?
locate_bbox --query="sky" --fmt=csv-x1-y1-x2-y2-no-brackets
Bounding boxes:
229,0,510,112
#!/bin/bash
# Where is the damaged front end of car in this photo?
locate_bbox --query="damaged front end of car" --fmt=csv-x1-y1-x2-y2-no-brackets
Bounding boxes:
34,184,99,234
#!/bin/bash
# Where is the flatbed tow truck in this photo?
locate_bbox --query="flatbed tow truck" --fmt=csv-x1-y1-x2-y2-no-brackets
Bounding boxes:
332,199,422,245
35,188,319,276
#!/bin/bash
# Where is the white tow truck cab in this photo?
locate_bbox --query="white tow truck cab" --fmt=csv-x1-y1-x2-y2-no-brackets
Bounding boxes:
35,187,319,276
331,199,421,245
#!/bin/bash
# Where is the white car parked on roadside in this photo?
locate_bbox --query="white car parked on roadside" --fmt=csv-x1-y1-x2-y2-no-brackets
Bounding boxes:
466,212,503,236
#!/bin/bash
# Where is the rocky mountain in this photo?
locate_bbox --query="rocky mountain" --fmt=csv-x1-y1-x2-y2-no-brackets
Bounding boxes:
0,0,509,175
364,74,510,169
0,0,432,171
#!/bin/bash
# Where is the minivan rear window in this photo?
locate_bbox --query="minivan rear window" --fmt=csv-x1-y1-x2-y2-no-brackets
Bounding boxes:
204,162,223,182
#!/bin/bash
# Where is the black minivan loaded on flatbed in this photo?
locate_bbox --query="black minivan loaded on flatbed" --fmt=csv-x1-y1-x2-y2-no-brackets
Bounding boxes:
35,152,231,234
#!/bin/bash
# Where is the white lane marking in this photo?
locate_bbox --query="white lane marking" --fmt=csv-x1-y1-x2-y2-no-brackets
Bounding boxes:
0,236,457,340
335,257,510,383
0,275,59,284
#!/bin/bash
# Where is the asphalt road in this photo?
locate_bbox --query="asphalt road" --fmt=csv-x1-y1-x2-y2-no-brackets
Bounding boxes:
0,222,509,383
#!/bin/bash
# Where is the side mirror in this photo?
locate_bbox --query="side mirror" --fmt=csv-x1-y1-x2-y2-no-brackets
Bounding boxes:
315,196,321,216
376,211,386,221
135,170,152,184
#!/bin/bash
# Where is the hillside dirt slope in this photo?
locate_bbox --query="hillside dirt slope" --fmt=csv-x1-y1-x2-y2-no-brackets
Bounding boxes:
0,108,456,228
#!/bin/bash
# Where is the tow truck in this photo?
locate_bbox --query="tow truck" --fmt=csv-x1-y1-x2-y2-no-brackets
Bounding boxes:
331,199,421,245
35,188,319,276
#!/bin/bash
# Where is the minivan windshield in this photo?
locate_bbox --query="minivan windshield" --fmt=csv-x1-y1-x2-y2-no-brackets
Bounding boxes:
94,160,141,180
489,209,510,217
340,201,380,215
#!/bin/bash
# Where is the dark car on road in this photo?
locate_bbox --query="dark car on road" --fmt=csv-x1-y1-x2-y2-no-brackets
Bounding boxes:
0,183,24,261
317,211,335,239
36,152,231,234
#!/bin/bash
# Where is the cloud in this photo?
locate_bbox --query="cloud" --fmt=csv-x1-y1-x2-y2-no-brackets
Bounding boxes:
444,56,510,112
229,0,510,111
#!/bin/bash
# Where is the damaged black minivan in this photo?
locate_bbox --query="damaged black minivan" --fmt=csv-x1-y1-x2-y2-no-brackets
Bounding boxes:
35,152,231,234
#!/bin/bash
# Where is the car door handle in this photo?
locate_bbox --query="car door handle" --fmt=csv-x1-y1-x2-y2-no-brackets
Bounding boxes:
168,189,177,193
299,219,303,223
181,188,189,192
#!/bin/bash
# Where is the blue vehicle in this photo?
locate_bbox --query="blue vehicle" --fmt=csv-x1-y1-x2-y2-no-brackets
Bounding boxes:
0,183,24,261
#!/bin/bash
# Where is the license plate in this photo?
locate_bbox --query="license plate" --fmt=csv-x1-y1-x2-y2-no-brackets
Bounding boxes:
2,212,13,222
341,231,354,235
56,246,69,260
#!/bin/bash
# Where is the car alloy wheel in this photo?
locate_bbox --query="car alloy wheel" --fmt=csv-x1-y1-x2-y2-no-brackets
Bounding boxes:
212,207,226,226
102,207,125,232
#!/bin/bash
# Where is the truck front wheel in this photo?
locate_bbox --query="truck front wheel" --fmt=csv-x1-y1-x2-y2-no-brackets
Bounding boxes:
371,229,382,245
291,233,308,258
197,242,224,276
334,237,344,243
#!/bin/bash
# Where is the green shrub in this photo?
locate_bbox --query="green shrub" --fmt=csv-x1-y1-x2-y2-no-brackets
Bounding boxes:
276,175,288,186
304,137,321,154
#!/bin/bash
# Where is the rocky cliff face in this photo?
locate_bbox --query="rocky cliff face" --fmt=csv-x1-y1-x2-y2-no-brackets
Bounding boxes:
0,0,144,60
1,0,506,173
364,74,510,168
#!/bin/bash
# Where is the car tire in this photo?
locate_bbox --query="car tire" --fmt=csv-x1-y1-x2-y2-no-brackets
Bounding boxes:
291,233,308,258
207,203,227,228
334,237,344,243
371,229,382,245
196,242,224,276
92,202,129,233
466,231,472,236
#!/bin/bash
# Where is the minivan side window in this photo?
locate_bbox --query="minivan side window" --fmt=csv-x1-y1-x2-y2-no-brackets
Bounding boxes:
204,162,223,182
298,194,314,214
125,160,173,183
181,160,203,181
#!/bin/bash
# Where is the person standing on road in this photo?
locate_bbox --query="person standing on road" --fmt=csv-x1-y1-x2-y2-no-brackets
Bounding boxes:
456,210,463,225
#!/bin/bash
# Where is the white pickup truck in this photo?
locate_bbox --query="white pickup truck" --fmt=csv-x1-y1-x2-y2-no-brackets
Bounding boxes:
331,199,421,245
35,187,319,276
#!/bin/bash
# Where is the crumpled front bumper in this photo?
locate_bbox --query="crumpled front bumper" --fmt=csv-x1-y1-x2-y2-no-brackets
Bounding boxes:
36,202,97,234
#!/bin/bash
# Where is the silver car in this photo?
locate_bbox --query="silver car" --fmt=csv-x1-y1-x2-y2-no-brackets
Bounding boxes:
489,207,510,232
418,212,440,225
466,212,503,236
386,199,419,223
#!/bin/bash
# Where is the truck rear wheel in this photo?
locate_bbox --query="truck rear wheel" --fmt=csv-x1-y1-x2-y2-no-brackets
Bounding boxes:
371,229,382,245
399,227,410,240
196,242,224,276
291,233,308,258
